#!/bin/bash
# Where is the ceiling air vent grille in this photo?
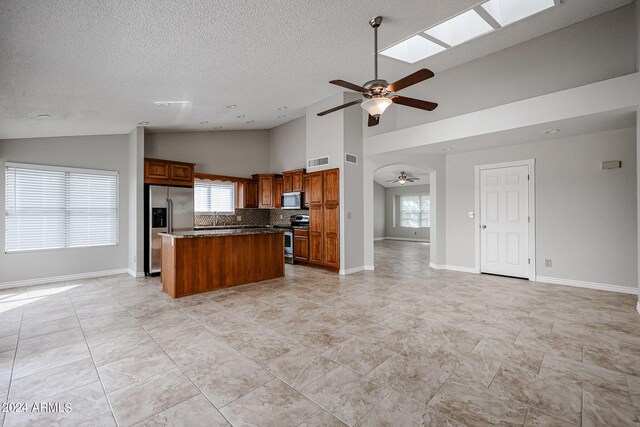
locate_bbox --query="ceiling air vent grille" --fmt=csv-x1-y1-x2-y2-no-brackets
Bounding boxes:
308,156,329,168
345,153,358,164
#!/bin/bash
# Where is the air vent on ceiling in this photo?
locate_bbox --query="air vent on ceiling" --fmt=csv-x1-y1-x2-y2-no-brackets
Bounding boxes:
345,153,358,164
307,156,329,168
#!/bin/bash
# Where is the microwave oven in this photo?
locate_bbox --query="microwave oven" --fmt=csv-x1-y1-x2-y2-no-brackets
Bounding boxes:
281,192,303,209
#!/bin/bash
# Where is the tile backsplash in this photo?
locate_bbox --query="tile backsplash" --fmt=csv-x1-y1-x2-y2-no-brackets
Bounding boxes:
195,208,309,227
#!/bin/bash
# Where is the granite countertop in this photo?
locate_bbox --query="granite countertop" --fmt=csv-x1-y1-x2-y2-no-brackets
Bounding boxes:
160,228,285,238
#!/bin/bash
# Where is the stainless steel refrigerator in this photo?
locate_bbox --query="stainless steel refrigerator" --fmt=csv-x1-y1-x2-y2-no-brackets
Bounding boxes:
147,185,194,275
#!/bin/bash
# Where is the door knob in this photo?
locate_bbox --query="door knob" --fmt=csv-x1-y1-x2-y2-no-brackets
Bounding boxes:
481,225,487,229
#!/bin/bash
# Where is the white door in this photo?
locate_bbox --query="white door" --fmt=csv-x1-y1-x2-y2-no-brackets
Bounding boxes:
480,165,529,278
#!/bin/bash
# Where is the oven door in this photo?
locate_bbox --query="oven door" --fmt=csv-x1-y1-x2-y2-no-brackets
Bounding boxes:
284,231,294,264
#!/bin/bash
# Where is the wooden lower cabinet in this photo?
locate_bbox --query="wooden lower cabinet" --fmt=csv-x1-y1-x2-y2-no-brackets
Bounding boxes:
323,205,339,268
307,168,340,270
293,228,309,262
309,205,323,264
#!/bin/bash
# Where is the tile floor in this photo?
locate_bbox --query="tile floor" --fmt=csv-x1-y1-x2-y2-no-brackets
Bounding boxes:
0,240,638,426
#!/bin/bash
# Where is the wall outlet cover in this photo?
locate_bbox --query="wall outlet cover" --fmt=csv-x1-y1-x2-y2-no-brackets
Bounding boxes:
545,259,552,267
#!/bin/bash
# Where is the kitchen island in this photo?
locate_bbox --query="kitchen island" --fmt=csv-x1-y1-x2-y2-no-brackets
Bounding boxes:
159,228,284,298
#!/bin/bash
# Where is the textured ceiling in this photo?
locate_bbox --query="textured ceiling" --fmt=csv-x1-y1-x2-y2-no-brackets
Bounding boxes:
0,0,631,139
374,164,430,188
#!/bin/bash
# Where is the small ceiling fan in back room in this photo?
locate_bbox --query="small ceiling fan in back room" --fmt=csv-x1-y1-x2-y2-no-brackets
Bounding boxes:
317,16,438,127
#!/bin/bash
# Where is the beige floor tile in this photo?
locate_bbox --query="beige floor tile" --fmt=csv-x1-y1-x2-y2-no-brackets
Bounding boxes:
19,315,80,340
16,327,85,356
451,352,502,387
266,346,339,389
12,341,90,379
220,379,319,427
135,394,229,427
219,325,302,364
428,378,529,427
582,389,640,426
324,338,394,375
356,390,463,427
525,407,578,426
9,357,98,402
299,410,347,427
97,348,177,393
367,353,450,405
583,344,640,376
515,328,583,361
628,374,640,407
109,367,200,427
302,365,390,426
0,321,21,339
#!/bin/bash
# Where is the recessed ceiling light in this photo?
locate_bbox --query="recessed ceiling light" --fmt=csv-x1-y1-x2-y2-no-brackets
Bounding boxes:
226,105,237,109
380,35,446,64
36,114,51,119
246,120,255,124
138,121,149,125
154,101,190,107
545,129,560,134
277,107,287,111
278,115,287,119
425,9,493,47
442,147,454,151
199,121,209,125
236,115,246,119
481,0,555,27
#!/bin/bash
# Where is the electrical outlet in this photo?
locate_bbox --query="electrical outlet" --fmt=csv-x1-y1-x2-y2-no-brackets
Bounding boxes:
545,259,552,267
347,212,352,219
280,215,283,219
468,212,475,218
414,231,417,235
236,216,241,221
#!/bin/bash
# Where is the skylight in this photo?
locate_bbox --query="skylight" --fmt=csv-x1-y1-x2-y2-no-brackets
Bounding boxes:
380,35,446,64
425,9,493,47
481,0,556,27
379,0,558,64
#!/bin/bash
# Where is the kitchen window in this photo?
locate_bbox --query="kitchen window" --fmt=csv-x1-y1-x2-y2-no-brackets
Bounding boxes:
399,194,430,228
5,163,119,253
194,179,235,215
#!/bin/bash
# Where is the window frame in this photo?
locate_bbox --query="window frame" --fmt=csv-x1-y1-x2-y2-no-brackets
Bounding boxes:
193,179,236,215
5,162,119,254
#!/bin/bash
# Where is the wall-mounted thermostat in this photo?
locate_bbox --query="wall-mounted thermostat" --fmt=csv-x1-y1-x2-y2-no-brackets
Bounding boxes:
602,161,621,169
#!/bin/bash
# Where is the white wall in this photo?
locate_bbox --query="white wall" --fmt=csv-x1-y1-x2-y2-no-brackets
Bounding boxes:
269,117,306,173
145,130,271,178
365,4,637,137
384,184,431,242
0,134,130,284
128,127,144,277
373,182,385,239
446,127,637,289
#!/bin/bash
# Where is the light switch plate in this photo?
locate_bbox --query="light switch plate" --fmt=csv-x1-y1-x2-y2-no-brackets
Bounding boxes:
347,212,352,219
468,212,475,218
545,259,552,267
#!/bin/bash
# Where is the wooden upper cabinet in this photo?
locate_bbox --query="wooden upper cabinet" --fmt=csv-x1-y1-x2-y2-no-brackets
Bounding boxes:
283,174,293,193
144,158,195,187
282,168,305,193
308,172,323,207
322,169,339,206
251,174,282,209
244,180,258,208
303,175,310,208
274,178,283,209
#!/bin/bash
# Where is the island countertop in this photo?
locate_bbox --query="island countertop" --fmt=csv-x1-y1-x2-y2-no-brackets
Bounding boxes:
159,228,285,238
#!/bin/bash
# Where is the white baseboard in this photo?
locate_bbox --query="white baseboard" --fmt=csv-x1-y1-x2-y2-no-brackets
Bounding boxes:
383,237,430,243
364,265,375,271
127,269,145,278
339,266,365,275
444,265,478,274
373,237,385,241
0,268,129,290
536,276,639,295
429,262,445,270
637,301,640,317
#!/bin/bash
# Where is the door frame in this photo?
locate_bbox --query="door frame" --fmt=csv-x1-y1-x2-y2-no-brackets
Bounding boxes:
474,159,536,281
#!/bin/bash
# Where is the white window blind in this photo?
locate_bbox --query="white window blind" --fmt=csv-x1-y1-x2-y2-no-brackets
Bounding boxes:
399,194,430,228
194,179,235,214
5,163,118,253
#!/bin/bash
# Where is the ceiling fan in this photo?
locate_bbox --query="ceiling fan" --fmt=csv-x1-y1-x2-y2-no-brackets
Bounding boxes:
317,16,438,127
387,172,419,185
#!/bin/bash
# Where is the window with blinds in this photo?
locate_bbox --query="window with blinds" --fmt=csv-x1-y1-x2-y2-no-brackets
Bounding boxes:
399,194,430,228
5,163,119,253
194,179,235,214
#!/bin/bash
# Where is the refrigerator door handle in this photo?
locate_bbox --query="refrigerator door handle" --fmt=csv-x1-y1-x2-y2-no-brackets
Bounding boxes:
166,198,173,233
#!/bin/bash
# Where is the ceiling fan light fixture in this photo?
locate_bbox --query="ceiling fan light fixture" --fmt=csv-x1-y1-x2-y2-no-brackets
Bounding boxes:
361,97,392,117
398,178,407,185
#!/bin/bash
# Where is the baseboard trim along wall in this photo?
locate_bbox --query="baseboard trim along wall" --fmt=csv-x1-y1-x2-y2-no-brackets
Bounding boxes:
637,301,640,316
429,262,445,270
127,269,145,278
364,265,375,271
0,268,130,290
383,237,430,243
429,263,477,273
536,276,639,295
373,237,385,241
339,266,365,275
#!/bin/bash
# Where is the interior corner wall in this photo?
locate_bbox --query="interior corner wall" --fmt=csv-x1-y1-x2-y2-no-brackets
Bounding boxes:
446,127,637,289
269,116,306,173
373,182,386,239
384,184,431,242
0,134,130,284
145,130,271,178
128,127,144,277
